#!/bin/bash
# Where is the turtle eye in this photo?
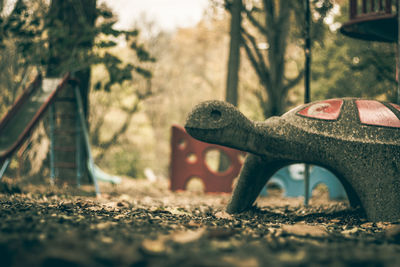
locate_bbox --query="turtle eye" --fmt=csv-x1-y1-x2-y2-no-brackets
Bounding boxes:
210,109,222,120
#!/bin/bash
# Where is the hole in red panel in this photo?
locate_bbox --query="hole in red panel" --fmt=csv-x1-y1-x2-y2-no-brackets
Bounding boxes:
356,100,400,128
297,99,343,120
186,177,205,193
178,139,187,150
205,149,231,173
186,153,197,164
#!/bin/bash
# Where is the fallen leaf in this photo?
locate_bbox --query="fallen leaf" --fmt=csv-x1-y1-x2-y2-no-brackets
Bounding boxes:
377,222,391,229
278,250,306,263
360,222,373,228
100,236,113,244
341,227,358,236
187,220,201,227
171,228,205,244
211,240,233,250
165,207,190,216
88,206,102,211
94,221,117,230
215,211,233,220
282,223,327,237
141,236,168,254
117,201,129,208
207,228,236,239
223,256,259,267
113,214,125,220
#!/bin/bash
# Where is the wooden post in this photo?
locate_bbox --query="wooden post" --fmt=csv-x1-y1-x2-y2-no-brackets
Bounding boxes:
397,0,400,103
350,0,358,19
386,0,392,13
304,0,311,206
362,0,367,13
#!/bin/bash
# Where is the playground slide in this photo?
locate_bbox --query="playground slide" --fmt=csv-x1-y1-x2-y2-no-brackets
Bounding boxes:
0,74,70,165
74,86,121,187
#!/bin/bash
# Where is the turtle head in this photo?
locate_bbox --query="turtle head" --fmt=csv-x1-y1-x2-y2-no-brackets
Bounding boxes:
185,100,257,152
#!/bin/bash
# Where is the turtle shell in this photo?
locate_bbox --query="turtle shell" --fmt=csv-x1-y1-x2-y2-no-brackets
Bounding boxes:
280,98,400,144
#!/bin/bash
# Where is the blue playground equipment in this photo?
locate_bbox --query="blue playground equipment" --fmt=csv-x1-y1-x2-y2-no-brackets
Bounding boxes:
261,164,347,200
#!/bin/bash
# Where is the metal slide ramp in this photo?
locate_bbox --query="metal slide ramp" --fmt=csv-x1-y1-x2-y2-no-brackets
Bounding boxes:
0,75,68,164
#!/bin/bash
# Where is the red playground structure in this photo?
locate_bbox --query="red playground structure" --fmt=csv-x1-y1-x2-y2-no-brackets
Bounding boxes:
170,125,244,193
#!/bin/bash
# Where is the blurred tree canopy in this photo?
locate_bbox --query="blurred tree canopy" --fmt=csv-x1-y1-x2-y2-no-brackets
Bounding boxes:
222,0,396,116
223,0,334,117
312,4,396,102
0,0,155,180
312,33,396,102
0,0,154,115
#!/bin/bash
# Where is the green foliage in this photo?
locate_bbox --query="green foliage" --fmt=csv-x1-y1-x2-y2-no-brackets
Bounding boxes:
0,1,46,117
0,0,154,91
0,0,46,66
0,0,155,179
92,4,155,91
311,5,396,102
96,40,117,48
106,149,141,178
98,53,135,92
130,42,156,63
292,0,334,45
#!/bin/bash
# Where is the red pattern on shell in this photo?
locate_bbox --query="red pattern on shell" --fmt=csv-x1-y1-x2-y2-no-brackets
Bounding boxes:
356,100,400,128
297,99,343,120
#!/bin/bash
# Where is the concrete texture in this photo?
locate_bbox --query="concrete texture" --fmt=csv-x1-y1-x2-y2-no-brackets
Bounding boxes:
185,98,400,222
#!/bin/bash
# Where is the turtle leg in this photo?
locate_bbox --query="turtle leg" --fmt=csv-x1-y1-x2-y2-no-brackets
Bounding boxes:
227,154,287,214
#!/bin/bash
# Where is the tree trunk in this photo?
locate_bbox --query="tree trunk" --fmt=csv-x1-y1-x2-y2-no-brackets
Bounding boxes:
219,0,242,172
225,0,242,106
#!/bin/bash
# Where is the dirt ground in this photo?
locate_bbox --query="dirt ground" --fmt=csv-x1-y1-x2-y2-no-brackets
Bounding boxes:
1,177,400,267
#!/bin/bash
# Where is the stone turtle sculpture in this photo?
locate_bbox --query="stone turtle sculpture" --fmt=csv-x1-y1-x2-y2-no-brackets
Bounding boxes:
185,98,400,222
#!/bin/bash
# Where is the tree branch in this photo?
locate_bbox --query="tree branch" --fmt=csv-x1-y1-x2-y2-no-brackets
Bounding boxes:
241,29,270,85
244,8,267,35
94,79,154,161
241,39,265,86
263,0,275,40
263,0,274,20
277,0,292,26
253,88,269,116
283,69,304,94
94,102,138,162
